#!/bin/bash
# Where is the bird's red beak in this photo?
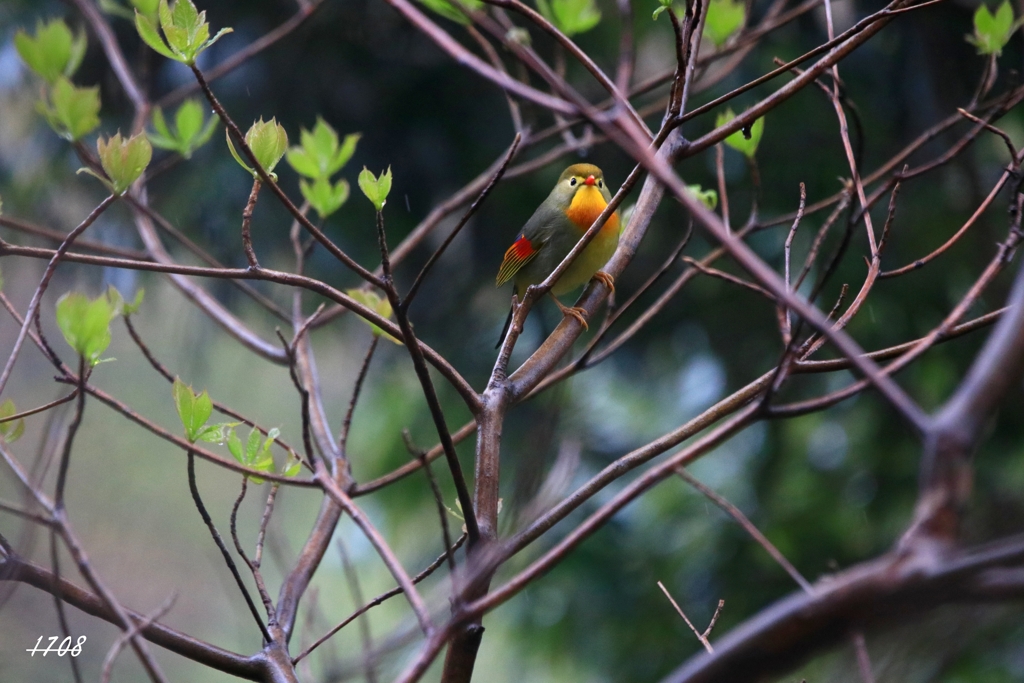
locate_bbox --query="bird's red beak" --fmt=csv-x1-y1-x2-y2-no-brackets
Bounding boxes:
584,175,596,186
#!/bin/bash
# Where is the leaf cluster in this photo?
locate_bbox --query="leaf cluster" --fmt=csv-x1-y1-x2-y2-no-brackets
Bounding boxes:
227,117,289,182
14,19,86,85
967,1,1023,56
357,166,393,212
55,290,119,366
287,118,360,219
148,99,218,159
135,0,232,66
79,131,153,195
172,379,299,479
17,19,99,142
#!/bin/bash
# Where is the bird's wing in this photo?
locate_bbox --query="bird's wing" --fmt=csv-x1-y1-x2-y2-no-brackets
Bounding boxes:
496,234,540,287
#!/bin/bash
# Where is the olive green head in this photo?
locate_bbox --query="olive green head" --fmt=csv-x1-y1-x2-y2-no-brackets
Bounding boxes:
545,163,611,209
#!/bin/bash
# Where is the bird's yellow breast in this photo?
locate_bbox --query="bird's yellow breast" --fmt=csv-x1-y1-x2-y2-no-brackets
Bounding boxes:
566,186,619,234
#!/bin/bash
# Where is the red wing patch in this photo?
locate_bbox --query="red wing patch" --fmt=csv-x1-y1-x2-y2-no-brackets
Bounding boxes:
496,235,538,287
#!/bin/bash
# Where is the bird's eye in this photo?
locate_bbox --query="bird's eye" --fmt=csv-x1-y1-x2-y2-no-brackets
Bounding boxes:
569,177,577,186
598,179,603,188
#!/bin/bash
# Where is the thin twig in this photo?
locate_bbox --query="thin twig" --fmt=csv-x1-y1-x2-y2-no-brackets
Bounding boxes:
101,594,177,683
403,133,522,309
675,467,812,592
657,581,718,653
186,451,273,643
292,534,467,664
0,392,78,424
373,207,481,545
340,336,379,459
240,180,262,268
852,631,876,683
0,195,116,398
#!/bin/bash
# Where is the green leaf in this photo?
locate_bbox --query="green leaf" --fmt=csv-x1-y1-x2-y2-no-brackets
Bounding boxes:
246,427,261,462
253,451,273,471
685,184,718,210
105,285,125,316
7,419,25,444
285,147,318,179
125,288,145,314
225,426,276,482
537,0,601,35
225,128,254,177
159,0,190,56
203,27,233,52
96,131,152,194
234,117,288,180
175,98,204,143
135,9,177,60
287,118,360,180
418,0,483,25
132,0,161,17
346,289,402,344
227,427,244,461
300,176,350,219
196,422,233,443
716,108,764,158
652,5,669,20
148,100,217,158
172,377,192,433
172,377,215,442
107,285,145,315
193,110,220,148
136,0,232,65
151,105,173,140
194,390,213,432
37,77,101,141
15,19,84,84
170,0,200,37
358,166,392,212
546,0,601,36
55,291,118,366
536,0,555,23
703,0,745,47
331,133,361,177
967,1,1020,56
0,400,26,444
282,452,302,477
67,28,87,78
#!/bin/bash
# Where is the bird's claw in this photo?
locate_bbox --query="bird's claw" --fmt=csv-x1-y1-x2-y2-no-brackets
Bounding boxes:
594,271,615,293
556,302,589,330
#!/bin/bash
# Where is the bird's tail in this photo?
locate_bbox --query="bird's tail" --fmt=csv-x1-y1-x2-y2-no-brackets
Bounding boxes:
495,303,514,349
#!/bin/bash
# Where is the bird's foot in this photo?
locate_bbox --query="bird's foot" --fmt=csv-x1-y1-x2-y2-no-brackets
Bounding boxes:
553,298,589,330
593,271,615,293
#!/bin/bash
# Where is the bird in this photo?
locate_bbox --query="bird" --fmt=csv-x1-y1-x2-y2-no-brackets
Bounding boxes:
495,163,620,348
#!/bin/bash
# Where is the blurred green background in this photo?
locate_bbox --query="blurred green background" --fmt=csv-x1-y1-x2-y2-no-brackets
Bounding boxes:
2,0,1024,680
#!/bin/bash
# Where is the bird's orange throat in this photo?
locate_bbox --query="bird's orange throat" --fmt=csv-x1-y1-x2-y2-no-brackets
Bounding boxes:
566,186,619,234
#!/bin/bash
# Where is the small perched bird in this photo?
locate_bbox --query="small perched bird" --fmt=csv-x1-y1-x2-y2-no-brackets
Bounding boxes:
495,163,620,347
